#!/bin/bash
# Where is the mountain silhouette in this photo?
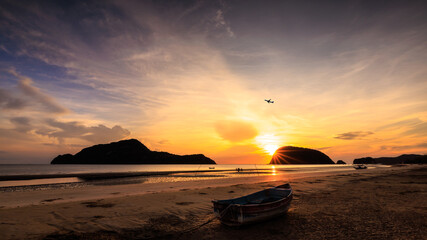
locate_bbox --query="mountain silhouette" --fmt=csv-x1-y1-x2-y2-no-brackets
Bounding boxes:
353,154,427,164
51,139,216,164
270,146,334,164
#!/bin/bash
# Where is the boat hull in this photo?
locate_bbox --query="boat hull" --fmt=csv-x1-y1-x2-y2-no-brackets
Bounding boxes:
354,164,367,169
213,184,293,226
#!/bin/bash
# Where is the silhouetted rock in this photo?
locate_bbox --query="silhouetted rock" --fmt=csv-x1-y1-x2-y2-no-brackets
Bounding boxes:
51,139,216,164
353,154,427,165
353,157,376,164
53,153,74,163
336,160,346,164
270,146,334,164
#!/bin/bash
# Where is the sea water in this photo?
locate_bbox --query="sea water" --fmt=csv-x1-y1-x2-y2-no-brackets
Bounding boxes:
0,164,364,188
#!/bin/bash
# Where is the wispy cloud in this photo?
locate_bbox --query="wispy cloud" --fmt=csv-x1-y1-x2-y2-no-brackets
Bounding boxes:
18,77,69,114
376,118,423,131
335,131,374,140
402,122,427,137
214,9,234,37
1,71,72,118
4,69,69,114
381,143,427,151
377,118,427,137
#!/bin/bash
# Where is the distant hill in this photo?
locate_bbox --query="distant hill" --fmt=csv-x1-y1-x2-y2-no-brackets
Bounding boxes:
51,139,216,164
336,160,346,164
353,154,427,165
270,146,334,164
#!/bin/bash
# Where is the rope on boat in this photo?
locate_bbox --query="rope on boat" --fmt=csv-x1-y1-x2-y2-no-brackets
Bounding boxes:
180,204,234,235
144,213,218,240
172,204,235,239
219,203,235,218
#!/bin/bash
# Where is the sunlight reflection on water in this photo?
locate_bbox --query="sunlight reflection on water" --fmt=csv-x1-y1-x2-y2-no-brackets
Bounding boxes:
0,164,376,188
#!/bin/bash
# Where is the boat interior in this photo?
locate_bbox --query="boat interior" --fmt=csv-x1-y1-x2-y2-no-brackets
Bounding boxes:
216,185,291,205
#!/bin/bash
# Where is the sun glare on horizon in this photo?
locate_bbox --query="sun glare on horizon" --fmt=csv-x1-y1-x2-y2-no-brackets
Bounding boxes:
256,134,282,156
264,144,280,155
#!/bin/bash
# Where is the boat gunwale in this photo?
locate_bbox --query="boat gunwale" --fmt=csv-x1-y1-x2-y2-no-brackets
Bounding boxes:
212,185,292,208
213,192,292,209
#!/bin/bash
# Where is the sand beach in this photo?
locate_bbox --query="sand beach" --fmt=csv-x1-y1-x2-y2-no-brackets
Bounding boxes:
0,165,426,240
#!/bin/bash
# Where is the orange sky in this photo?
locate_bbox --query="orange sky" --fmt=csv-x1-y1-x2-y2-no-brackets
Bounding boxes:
0,1,426,164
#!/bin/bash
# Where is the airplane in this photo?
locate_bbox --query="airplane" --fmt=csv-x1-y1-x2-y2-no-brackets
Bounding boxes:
265,99,274,103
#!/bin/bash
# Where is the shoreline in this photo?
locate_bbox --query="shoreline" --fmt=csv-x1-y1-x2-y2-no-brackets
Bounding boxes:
0,164,360,189
0,164,354,181
0,166,369,208
0,165,425,239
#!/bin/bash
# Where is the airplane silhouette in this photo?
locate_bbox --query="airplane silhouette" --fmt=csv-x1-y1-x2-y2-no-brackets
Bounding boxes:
265,99,274,103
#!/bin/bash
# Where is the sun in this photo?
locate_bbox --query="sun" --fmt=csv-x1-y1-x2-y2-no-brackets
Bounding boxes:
264,144,279,155
255,134,282,156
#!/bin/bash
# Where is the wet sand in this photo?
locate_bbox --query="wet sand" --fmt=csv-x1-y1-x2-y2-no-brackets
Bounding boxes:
0,165,425,240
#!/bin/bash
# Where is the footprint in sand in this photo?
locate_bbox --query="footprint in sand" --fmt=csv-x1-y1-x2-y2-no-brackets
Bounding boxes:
50,211,67,220
175,202,194,206
0,222,15,225
41,198,63,203
81,201,115,208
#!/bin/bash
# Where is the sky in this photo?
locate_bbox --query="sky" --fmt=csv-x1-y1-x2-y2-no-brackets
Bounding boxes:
0,0,426,164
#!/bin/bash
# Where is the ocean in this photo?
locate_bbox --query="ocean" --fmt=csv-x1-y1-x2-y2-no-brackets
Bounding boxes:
0,164,374,188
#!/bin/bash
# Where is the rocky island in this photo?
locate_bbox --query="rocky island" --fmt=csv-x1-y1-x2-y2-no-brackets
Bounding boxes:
51,139,216,164
353,154,427,165
270,146,334,164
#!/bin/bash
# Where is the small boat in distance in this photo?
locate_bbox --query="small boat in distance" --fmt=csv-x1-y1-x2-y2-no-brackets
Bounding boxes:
212,183,293,226
354,164,367,170
209,167,215,169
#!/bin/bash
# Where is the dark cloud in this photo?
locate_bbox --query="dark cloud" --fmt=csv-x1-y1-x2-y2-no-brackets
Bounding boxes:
0,128,37,142
10,117,32,132
10,116,30,125
215,120,258,142
38,119,130,144
0,88,26,109
316,146,332,150
335,131,373,140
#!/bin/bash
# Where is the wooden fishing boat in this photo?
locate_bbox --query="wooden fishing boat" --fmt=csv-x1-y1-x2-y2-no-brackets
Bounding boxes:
212,183,293,226
354,164,367,169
